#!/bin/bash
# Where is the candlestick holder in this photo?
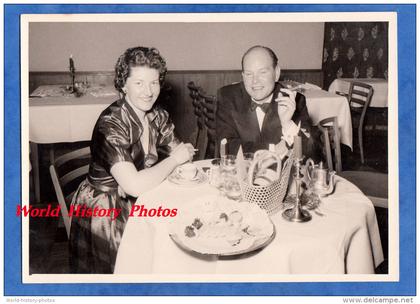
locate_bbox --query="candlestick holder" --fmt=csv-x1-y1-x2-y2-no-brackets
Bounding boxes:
69,56,76,94
282,157,312,222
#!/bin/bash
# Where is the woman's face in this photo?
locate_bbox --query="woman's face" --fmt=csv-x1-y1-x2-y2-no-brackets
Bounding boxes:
123,66,161,112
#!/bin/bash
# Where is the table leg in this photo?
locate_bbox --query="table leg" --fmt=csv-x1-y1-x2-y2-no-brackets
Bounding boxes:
30,142,41,203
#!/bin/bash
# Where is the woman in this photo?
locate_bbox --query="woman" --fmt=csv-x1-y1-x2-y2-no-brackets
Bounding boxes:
69,46,194,273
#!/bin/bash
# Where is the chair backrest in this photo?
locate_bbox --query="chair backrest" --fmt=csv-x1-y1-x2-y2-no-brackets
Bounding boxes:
198,90,219,158
187,81,207,159
339,170,388,208
187,81,204,129
49,146,90,238
348,82,374,128
317,116,342,173
199,91,217,137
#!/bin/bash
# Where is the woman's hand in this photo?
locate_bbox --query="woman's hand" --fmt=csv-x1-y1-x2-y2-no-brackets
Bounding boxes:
111,143,195,197
170,142,195,164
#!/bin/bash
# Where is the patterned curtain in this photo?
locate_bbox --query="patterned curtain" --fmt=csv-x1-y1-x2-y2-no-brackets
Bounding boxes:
322,22,388,89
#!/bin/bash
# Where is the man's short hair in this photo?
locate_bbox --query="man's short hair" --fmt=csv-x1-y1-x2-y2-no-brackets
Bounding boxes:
241,45,279,70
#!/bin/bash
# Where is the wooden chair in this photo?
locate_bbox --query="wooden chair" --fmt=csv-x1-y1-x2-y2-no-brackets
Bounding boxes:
318,116,388,209
317,116,342,173
187,81,207,160
198,90,219,158
49,147,90,238
348,82,374,165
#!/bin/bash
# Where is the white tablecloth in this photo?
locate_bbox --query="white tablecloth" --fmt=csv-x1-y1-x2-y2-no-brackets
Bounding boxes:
114,161,383,276
328,78,388,108
29,96,115,143
303,89,353,149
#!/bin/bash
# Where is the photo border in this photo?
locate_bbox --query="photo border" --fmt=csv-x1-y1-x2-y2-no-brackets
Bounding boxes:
4,3,416,296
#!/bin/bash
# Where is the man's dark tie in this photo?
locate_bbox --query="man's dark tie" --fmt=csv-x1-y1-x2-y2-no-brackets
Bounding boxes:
250,101,271,113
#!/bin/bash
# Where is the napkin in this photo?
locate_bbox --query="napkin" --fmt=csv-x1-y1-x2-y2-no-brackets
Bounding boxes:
236,145,246,181
300,82,322,90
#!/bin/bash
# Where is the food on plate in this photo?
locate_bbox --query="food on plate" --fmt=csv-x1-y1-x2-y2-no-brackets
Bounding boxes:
184,225,196,238
192,218,203,229
171,195,274,255
183,207,266,247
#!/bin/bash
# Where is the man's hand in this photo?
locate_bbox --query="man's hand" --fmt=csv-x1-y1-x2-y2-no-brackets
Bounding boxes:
275,88,297,128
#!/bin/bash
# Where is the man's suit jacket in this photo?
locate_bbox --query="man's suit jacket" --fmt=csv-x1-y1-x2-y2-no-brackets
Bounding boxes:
216,81,320,160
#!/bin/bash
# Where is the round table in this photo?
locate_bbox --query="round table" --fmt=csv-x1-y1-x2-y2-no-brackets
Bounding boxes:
114,160,384,278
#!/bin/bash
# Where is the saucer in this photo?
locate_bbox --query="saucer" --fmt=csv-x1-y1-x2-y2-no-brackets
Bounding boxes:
168,168,208,187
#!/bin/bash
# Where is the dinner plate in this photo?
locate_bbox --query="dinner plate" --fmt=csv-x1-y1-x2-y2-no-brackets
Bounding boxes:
168,195,275,256
167,168,208,187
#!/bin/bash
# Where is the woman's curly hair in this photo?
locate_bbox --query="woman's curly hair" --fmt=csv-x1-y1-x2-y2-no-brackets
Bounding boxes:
114,46,167,94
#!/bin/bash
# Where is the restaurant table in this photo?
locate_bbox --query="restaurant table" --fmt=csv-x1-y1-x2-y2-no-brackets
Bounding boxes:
29,86,117,202
114,160,383,276
328,78,388,108
29,96,116,143
302,89,353,150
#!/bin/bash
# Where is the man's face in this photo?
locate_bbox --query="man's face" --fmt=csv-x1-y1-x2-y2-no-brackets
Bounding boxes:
242,49,280,101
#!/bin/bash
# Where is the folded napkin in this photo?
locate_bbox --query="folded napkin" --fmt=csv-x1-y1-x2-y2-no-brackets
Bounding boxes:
236,145,247,181
299,82,322,90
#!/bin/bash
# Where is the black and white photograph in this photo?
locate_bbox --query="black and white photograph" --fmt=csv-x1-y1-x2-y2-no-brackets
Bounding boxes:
21,12,397,283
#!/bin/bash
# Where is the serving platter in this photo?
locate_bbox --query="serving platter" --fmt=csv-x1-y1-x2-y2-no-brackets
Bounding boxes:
168,195,275,256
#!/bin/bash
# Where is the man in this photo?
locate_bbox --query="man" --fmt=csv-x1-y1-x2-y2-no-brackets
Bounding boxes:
216,45,319,160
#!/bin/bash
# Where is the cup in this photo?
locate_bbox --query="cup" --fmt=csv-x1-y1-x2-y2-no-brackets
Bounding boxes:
176,163,198,180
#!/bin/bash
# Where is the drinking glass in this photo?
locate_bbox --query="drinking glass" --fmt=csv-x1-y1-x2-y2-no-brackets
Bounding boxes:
220,155,242,201
208,158,222,189
242,152,254,178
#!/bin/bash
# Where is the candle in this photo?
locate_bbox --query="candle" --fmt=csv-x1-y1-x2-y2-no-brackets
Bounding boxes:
69,54,75,73
294,135,302,159
220,138,227,158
